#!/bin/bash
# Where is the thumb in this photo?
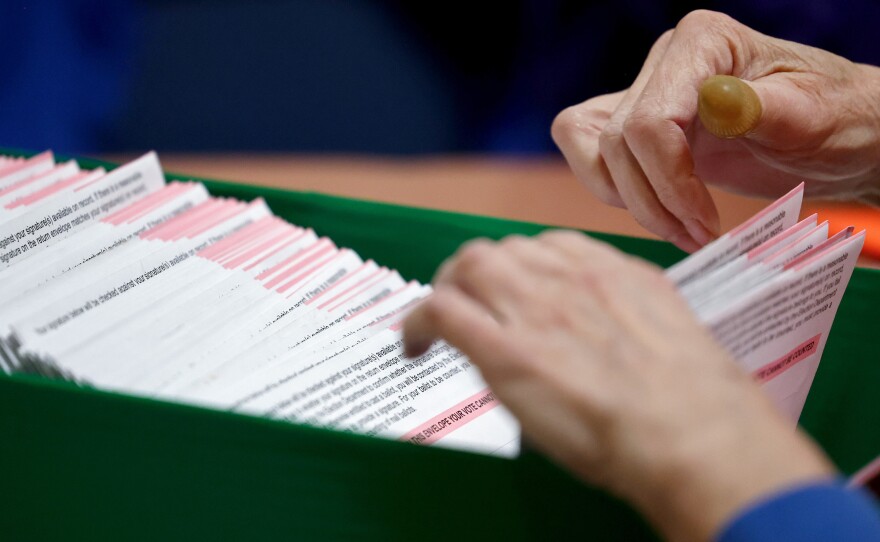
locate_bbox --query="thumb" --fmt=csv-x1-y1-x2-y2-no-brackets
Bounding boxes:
698,74,819,148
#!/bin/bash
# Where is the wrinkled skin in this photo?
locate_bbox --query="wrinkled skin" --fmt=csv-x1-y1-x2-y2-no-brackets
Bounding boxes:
552,9,880,252
403,231,832,542
402,10,880,541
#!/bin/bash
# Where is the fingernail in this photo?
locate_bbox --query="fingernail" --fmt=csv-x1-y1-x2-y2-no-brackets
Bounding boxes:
684,218,718,247
670,232,702,253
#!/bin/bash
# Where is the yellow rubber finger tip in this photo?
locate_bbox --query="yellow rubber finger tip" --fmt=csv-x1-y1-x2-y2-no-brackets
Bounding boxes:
698,75,762,139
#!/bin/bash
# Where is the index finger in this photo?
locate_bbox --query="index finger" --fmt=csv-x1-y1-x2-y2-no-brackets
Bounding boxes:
623,11,754,245
402,285,507,363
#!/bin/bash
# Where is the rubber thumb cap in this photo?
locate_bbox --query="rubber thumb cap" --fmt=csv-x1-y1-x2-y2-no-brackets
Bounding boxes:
698,75,762,139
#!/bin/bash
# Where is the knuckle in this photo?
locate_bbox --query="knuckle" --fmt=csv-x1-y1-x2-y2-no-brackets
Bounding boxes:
651,181,681,209
456,239,493,270
576,267,613,294
551,106,583,145
655,29,674,49
539,229,588,248
620,112,652,143
676,9,729,32
552,98,609,145
498,234,530,252
543,303,583,332
597,123,623,156
542,227,599,249
432,259,454,285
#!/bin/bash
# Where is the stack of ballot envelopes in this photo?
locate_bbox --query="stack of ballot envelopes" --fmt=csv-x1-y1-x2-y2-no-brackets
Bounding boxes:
0,151,865,457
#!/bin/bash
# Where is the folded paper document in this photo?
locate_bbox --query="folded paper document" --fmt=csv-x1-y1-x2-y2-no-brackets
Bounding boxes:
0,152,864,456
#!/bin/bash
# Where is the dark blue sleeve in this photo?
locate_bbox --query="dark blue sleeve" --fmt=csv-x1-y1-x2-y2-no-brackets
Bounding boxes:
717,480,880,542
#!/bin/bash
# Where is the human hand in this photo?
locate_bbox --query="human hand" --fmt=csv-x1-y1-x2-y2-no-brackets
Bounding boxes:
552,9,880,253
402,231,833,542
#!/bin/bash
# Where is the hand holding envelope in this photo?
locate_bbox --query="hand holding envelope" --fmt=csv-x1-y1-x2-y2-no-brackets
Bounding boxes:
403,228,835,542
551,9,880,252
403,183,863,542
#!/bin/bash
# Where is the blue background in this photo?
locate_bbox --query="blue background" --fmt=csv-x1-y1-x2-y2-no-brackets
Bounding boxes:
2,0,879,155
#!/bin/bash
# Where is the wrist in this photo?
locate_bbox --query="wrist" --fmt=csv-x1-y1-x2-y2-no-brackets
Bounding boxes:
625,401,834,542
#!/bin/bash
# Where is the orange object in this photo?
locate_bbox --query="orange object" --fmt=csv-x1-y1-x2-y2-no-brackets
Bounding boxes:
802,202,880,262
